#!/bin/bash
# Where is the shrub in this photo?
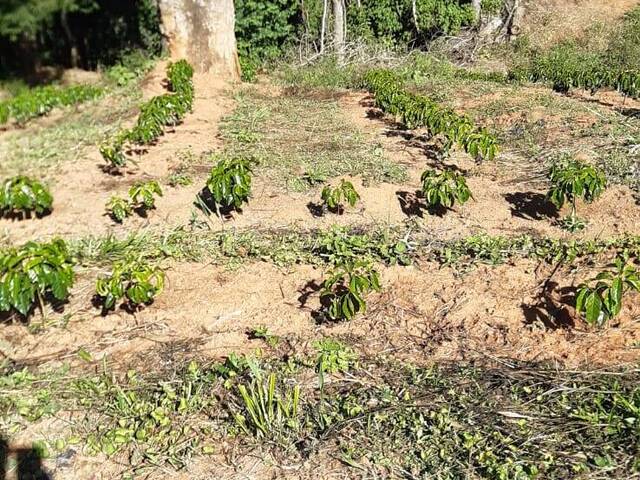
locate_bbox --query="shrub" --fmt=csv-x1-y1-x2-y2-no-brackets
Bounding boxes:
320,260,381,321
0,176,53,218
202,156,253,215
421,168,472,210
576,255,640,327
547,157,606,232
321,180,360,213
95,259,165,311
0,239,75,317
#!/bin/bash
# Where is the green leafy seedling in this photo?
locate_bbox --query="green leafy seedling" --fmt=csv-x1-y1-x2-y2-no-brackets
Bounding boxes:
547,157,606,232
0,176,53,218
421,168,472,210
106,196,133,223
321,180,360,213
203,156,253,216
0,239,75,318
320,260,381,321
95,259,165,311
576,255,640,327
129,180,163,210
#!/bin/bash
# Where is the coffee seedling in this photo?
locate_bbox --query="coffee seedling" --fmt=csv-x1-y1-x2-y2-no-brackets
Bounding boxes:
421,168,472,210
105,180,162,223
106,196,133,223
129,180,163,210
100,60,194,171
95,259,165,311
0,239,75,317
0,176,53,218
363,69,498,161
576,254,640,327
320,260,381,321
547,157,606,232
203,156,253,216
321,180,360,213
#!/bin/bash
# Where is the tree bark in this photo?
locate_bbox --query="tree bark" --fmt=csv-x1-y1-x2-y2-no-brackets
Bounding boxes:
60,7,80,68
472,0,482,20
332,0,345,64
157,0,240,80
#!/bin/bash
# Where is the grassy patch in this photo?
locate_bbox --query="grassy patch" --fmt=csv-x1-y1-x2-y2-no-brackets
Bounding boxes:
220,87,407,191
2,354,639,478
68,224,640,272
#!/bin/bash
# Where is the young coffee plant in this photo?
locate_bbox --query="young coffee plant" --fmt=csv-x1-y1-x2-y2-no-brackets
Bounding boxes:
105,180,162,223
0,239,75,317
100,60,195,172
0,176,53,218
129,180,163,211
320,260,381,321
363,69,499,161
421,168,472,210
202,156,253,215
106,196,133,223
0,84,103,126
576,255,640,327
95,259,165,311
321,179,360,213
547,157,606,232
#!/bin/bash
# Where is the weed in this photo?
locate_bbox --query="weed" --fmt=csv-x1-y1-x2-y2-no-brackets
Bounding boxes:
220,88,407,190
314,338,358,389
249,325,280,348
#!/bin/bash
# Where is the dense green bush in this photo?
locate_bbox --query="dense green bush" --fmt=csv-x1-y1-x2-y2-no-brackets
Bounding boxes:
236,0,481,77
510,6,640,98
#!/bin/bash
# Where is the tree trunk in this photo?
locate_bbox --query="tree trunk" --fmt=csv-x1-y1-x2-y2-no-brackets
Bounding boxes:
60,8,80,69
472,0,482,20
157,0,240,80
332,0,345,64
